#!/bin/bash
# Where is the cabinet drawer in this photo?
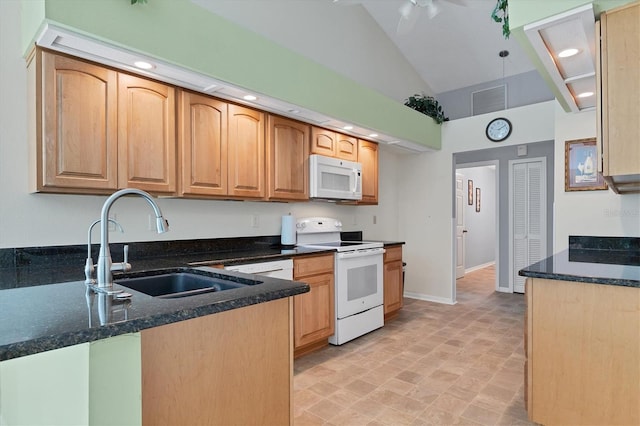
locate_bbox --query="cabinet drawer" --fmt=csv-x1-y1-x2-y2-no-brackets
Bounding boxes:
294,254,334,278
384,246,403,263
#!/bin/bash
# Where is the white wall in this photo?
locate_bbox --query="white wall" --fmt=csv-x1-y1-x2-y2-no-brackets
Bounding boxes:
0,1,400,249
400,99,640,303
553,104,640,251
398,101,555,304
457,166,496,270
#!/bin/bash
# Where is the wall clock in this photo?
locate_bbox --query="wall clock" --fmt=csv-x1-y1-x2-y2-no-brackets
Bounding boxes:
486,117,512,142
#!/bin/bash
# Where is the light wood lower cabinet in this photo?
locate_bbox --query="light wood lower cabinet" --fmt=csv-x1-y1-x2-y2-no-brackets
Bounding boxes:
383,245,403,322
525,277,639,425
141,298,292,426
293,253,335,358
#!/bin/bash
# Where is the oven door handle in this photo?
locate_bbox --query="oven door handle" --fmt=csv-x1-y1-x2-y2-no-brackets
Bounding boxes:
336,248,385,259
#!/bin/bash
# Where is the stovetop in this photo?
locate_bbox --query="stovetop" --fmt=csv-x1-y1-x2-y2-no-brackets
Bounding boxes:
296,240,383,252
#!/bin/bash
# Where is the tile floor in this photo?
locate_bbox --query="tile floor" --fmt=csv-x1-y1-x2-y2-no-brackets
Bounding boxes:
293,265,534,425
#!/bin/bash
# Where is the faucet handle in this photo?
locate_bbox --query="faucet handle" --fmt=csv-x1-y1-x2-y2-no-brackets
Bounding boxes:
111,244,132,273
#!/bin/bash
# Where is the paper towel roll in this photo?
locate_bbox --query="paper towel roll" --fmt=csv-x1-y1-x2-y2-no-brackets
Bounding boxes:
281,215,296,247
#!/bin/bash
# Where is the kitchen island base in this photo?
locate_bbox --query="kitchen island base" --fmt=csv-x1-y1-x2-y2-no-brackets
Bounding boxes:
141,297,292,425
525,277,639,425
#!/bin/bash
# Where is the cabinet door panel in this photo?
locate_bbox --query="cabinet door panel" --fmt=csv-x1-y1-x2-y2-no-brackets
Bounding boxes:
384,260,403,316
336,134,358,161
358,140,379,204
42,51,117,191
179,91,227,196
293,273,335,349
600,3,640,178
118,74,176,193
267,115,309,201
228,104,264,198
310,127,336,157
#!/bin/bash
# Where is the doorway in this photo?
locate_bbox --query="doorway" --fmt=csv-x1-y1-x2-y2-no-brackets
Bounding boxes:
455,161,499,298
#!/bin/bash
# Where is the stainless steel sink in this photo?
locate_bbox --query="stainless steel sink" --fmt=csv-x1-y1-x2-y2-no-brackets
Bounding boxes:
116,271,253,299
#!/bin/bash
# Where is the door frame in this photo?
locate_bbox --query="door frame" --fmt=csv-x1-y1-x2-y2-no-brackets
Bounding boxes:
455,172,466,279
454,160,500,294
508,156,547,293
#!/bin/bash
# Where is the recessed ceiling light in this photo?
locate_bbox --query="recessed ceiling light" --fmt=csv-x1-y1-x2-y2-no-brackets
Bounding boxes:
577,91,594,98
243,95,257,101
288,109,300,114
343,125,353,130
558,48,580,58
369,133,379,138
134,61,154,70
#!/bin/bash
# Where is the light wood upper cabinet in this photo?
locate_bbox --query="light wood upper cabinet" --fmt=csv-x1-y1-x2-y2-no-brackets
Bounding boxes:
117,73,176,194
178,91,228,197
310,127,337,157
227,104,265,198
597,2,640,194
267,115,309,201
336,134,358,162
38,50,118,193
358,139,379,204
293,253,335,358
311,127,358,161
383,245,403,322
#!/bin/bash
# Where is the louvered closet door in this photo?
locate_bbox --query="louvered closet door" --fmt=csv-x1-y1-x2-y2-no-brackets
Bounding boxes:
510,159,546,293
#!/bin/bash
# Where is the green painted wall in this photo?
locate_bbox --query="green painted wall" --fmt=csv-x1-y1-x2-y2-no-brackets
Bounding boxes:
0,344,90,425
26,0,440,149
89,334,142,426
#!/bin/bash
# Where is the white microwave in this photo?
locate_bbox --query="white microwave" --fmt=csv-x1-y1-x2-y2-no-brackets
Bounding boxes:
309,154,362,201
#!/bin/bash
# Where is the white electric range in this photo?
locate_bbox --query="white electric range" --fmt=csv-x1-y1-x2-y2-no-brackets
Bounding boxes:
296,217,385,345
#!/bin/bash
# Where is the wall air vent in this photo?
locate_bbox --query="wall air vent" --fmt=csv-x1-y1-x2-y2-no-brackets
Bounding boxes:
472,85,506,116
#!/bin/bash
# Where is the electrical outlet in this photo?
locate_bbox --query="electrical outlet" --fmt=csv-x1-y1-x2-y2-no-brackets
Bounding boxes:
373,215,377,225
352,215,357,225
251,214,259,228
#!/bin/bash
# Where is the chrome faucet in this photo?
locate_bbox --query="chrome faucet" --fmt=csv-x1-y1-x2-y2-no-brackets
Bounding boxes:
85,218,124,285
90,189,169,292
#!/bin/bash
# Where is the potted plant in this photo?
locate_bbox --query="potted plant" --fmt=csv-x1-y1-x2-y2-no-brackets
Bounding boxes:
404,94,449,124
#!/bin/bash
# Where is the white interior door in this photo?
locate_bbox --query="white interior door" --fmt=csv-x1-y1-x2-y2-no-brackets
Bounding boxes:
455,173,466,279
509,158,546,293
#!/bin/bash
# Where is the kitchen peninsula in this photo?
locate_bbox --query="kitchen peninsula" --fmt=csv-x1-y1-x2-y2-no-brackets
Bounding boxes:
0,236,329,425
519,236,640,426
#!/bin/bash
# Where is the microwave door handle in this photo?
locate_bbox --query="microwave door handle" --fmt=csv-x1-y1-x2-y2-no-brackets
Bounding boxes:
352,169,359,193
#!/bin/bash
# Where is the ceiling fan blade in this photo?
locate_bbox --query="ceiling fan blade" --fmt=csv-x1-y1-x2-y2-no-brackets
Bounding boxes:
332,0,363,5
425,0,441,19
397,1,422,35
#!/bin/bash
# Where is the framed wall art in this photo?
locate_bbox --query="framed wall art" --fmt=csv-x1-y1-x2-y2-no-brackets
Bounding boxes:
475,188,481,212
468,180,473,205
565,138,608,191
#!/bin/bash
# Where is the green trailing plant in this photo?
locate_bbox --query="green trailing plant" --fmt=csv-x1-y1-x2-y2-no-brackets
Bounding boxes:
491,0,510,39
131,0,148,4
404,94,449,124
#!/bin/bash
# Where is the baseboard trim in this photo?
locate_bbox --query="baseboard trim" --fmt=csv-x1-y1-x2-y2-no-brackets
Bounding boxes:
465,261,496,274
404,292,457,305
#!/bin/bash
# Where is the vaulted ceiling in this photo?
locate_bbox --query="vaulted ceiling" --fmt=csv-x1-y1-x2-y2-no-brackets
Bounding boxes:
194,0,537,98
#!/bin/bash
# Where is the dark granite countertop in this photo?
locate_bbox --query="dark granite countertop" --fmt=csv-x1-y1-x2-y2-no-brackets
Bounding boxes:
519,238,640,288
0,267,309,361
0,236,340,361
